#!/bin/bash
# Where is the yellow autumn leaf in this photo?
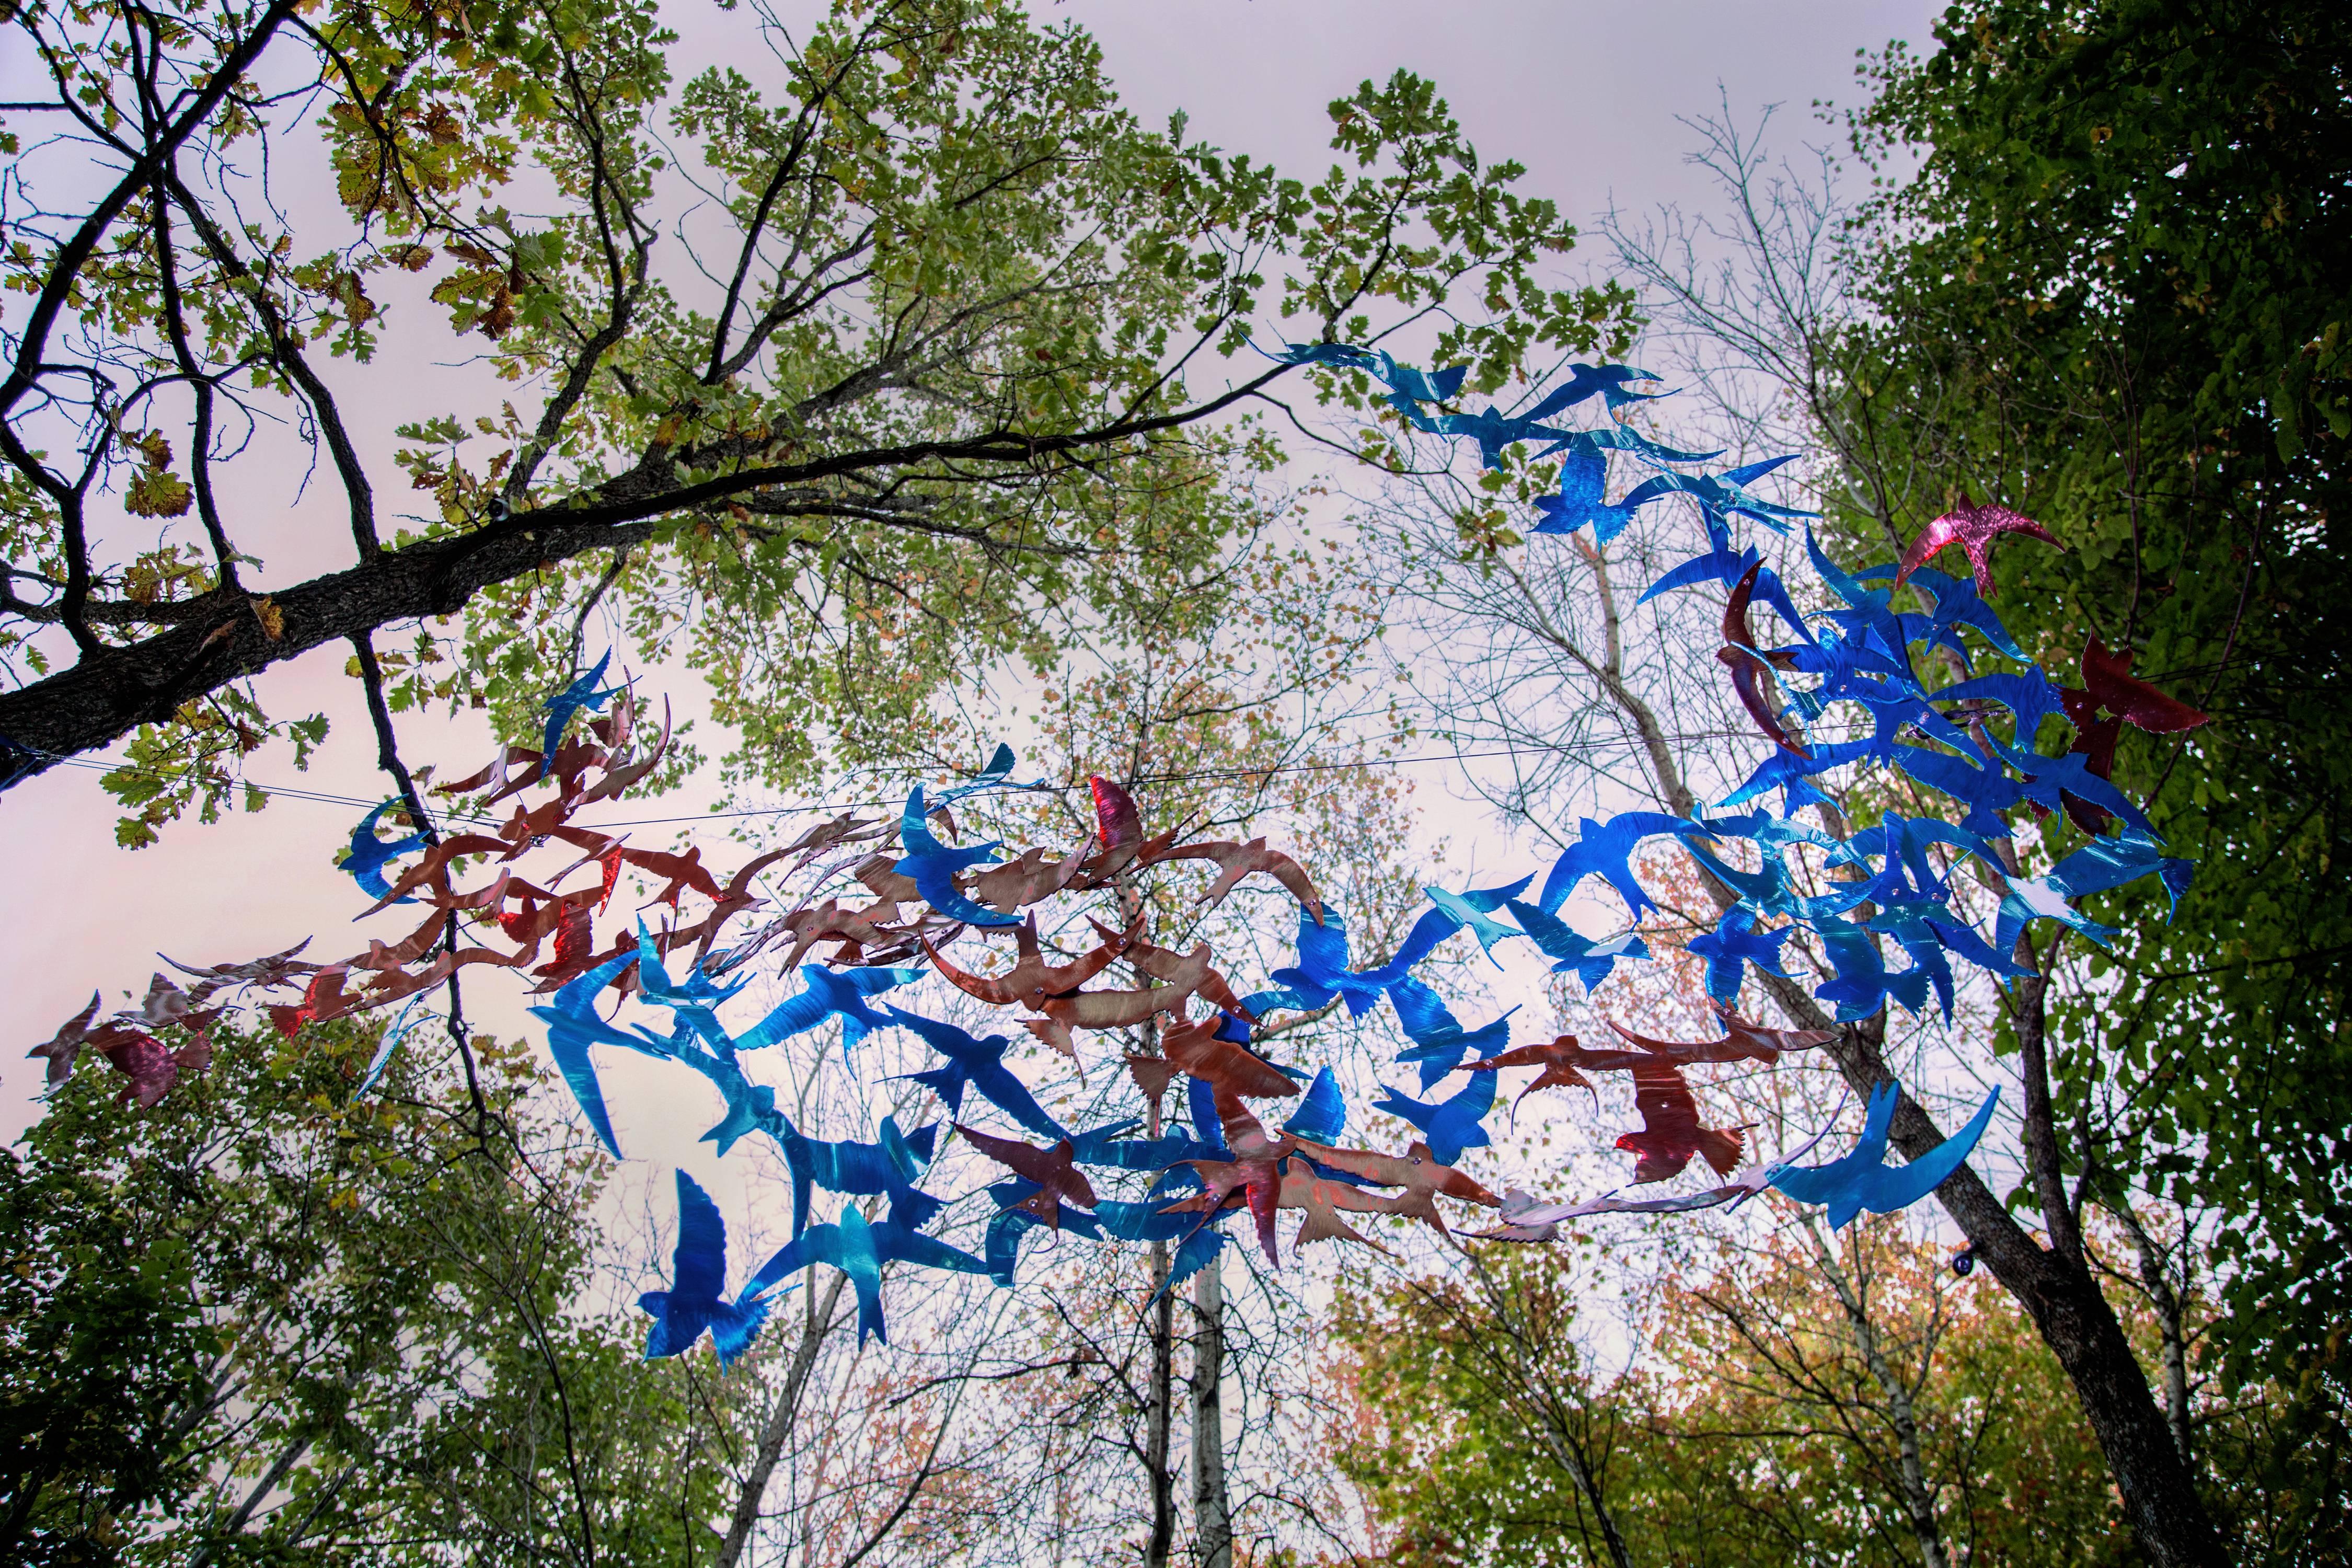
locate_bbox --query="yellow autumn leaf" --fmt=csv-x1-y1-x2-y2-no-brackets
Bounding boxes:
124,467,193,518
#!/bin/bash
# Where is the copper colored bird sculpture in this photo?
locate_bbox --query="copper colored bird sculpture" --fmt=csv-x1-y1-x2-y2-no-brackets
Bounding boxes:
1091,921,1256,1018
924,918,1131,1010
1604,1009,1832,1067
1141,837,1327,922
1460,1033,1653,1114
956,1124,1097,1230
1273,1167,1396,1254
27,993,105,1085
1159,1010,1300,1100
1616,1058,1749,1183
1294,1139,1501,1232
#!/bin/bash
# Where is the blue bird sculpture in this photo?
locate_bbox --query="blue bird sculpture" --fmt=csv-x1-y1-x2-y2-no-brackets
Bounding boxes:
1810,916,1933,1021
1532,443,1651,541
540,651,620,760
1687,908,1795,1005
732,964,923,1057
640,1171,777,1366
1281,1066,1348,1144
1372,1070,1498,1168
1386,977,1515,1091
1421,875,1532,965
527,949,667,1158
743,1204,990,1347
2045,830,2195,915
1769,1082,2002,1228
1535,813,1709,920
886,1007,1067,1140
1502,898,1649,992
1521,362,1665,420
343,801,430,903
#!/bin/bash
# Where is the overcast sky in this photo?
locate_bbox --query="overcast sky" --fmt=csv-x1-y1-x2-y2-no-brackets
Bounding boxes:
1,0,1944,1159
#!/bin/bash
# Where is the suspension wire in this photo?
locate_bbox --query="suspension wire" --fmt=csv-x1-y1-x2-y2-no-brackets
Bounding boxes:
10,729,1762,832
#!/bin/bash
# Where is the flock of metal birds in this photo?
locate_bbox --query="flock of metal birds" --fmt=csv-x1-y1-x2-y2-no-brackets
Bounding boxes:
29,345,2208,1364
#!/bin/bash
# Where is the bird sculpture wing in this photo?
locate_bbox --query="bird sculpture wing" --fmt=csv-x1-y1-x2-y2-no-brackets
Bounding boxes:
668,1170,730,1303
1847,1086,2001,1225
1281,1066,1348,1144
744,1217,855,1300
1769,1083,1898,1218
875,1223,993,1278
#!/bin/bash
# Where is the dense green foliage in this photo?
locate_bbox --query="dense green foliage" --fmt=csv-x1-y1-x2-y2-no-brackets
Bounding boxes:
1832,0,2350,1389
0,1021,741,1564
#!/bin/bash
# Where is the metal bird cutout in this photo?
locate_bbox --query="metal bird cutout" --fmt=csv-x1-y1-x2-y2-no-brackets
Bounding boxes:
68,340,2197,1368
640,1171,776,1367
1894,497,2063,598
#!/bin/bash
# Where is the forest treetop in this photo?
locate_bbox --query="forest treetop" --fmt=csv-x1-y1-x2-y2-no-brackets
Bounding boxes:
0,0,1633,839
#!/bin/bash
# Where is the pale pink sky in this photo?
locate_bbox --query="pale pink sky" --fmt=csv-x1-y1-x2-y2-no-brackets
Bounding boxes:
1,0,1941,1148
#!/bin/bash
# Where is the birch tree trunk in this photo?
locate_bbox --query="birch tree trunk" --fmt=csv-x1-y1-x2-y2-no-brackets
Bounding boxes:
1144,1242,1178,1564
1803,1218,1951,1568
1190,1256,1233,1568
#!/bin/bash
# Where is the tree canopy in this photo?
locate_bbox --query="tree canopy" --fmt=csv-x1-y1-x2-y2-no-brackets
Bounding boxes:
0,1018,741,1564
10,3,2352,1566
1838,0,2350,1389
0,0,1629,839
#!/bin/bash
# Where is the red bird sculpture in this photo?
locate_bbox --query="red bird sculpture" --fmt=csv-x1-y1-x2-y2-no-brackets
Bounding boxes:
1077,776,1182,884
1719,559,1808,754
957,1124,1097,1230
1894,495,2063,598
1616,1058,1750,1184
2058,635,2211,829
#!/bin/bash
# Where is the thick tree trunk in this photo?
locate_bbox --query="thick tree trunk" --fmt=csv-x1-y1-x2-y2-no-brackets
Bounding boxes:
1756,973,2222,1567
0,515,667,787
1190,1256,1232,1568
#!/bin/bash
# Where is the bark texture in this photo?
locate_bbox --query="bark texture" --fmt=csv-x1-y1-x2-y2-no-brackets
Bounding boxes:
1190,1256,1232,1568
